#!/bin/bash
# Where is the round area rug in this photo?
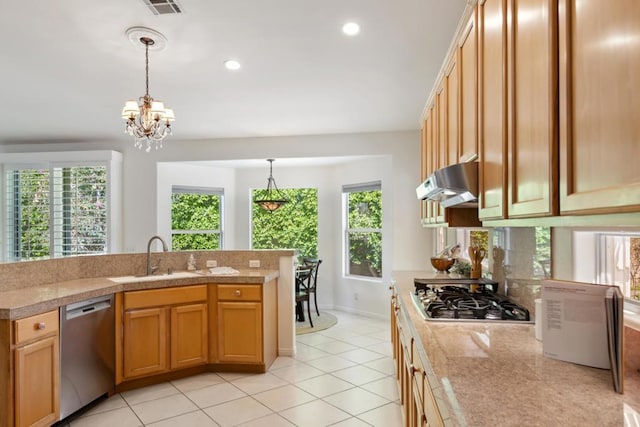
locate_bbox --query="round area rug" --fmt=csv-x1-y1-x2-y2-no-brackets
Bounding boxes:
296,311,337,335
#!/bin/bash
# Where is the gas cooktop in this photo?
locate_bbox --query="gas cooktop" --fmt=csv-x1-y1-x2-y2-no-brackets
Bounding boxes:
412,278,532,323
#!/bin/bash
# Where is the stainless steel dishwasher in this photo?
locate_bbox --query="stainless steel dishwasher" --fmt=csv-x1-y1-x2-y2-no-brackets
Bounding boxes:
60,294,115,420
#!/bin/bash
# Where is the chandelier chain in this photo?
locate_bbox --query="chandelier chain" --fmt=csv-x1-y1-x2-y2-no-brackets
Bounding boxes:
144,39,150,97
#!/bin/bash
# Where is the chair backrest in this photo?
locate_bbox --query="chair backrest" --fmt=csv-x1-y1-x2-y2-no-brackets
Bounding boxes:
302,257,322,292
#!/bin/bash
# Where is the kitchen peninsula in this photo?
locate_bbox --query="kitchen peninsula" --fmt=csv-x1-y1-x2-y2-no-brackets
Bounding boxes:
392,271,640,427
0,250,295,427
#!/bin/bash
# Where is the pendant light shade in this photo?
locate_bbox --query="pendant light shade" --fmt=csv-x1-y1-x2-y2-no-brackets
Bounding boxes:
254,159,289,212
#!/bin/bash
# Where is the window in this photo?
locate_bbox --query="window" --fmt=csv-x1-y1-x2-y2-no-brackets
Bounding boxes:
596,232,640,301
343,182,382,278
171,186,223,250
4,165,108,261
251,188,318,258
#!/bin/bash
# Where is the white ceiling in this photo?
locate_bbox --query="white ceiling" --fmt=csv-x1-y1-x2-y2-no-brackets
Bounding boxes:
0,0,467,145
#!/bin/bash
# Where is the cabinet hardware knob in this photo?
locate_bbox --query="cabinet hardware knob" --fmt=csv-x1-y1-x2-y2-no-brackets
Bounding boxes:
235,290,241,296
36,322,45,330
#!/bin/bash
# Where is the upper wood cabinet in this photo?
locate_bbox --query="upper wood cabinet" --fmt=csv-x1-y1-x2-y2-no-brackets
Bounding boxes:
506,0,558,218
445,57,459,166
558,0,640,215
471,0,559,221
478,0,508,220
458,9,478,163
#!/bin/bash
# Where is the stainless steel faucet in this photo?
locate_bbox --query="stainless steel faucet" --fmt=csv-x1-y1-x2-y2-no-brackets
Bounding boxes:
146,235,169,276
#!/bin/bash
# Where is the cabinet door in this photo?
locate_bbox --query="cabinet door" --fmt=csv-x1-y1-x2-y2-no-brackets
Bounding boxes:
435,85,447,223
445,56,459,166
558,0,640,214
459,10,478,162
171,303,208,370
123,307,169,378
478,0,508,220
15,335,59,427
507,0,558,218
217,302,262,363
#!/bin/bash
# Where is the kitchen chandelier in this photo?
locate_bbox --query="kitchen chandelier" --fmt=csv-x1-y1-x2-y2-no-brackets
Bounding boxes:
121,27,175,152
254,159,289,212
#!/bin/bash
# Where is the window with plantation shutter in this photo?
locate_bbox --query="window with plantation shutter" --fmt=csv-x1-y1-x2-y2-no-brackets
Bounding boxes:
4,164,108,261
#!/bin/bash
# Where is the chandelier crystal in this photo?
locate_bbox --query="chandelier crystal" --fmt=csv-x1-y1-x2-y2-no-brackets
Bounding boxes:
254,159,289,212
121,30,174,152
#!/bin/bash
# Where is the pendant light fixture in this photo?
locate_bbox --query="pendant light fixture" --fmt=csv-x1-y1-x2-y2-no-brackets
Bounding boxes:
121,27,175,152
254,159,289,212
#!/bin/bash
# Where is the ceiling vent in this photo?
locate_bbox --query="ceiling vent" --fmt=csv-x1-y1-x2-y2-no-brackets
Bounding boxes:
142,0,183,15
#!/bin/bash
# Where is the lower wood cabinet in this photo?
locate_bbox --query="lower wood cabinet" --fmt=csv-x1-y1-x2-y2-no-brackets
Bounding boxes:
5,309,60,427
123,307,169,378
391,287,444,427
120,285,208,381
212,281,277,369
217,301,262,363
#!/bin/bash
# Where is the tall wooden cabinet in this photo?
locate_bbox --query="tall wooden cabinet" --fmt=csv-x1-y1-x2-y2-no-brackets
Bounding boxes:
558,0,640,215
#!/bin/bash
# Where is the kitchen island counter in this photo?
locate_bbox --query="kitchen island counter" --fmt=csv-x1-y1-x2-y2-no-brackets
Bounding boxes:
392,270,640,426
0,269,280,320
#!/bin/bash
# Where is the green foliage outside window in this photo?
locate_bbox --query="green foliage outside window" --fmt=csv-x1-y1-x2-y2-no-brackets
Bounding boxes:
252,188,318,258
171,193,221,250
347,189,382,278
6,166,107,260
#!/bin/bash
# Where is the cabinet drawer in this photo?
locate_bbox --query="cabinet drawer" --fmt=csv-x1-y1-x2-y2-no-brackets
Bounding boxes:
217,284,262,301
124,285,207,310
14,309,59,345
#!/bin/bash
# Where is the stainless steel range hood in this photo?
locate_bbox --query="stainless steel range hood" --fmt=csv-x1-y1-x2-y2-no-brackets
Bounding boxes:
415,161,478,208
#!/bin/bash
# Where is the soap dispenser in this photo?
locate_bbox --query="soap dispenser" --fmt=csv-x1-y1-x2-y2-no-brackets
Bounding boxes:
187,254,196,271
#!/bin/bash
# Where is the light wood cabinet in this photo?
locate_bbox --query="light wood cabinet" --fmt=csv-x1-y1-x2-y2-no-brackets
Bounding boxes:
558,0,640,215
391,289,444,427
13,310,59,427
476,0,558,220
217,301,262,363
171,303,208,370
506,0,558,218
123,307,169,378
120,285,208,381
478,0,508,220
212,281,277,370
458,9,478,163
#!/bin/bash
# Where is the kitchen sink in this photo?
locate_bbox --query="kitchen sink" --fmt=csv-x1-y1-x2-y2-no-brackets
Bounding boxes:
107,271,202,283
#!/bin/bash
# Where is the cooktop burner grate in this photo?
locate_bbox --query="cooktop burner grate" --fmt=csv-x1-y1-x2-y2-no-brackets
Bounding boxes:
412,278,532,323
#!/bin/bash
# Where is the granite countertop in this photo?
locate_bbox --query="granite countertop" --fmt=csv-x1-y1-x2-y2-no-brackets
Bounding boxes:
392,270,640,427
0,269,279,320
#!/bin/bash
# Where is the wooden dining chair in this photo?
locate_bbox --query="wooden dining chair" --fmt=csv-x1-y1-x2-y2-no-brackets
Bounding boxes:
302,257,322,317
295,266,313,327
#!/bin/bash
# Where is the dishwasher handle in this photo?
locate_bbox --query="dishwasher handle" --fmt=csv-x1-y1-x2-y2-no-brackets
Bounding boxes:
65,295,113,320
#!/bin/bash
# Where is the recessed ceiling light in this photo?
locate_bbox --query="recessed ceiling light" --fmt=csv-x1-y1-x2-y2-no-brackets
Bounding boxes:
224,60,241,70
342,22,360,36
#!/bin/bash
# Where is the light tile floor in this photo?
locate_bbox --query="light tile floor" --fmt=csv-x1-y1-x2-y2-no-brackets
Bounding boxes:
59,310,401,427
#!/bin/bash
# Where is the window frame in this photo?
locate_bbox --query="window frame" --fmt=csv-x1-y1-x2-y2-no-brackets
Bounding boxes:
342,181,383,280
1,151,121,262
170,186,224,251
